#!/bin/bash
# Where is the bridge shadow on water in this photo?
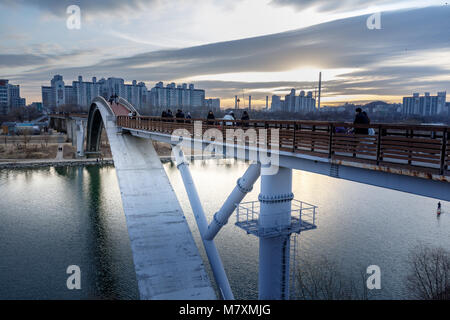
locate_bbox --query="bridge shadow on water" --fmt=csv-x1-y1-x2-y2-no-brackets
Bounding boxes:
82,165,139,300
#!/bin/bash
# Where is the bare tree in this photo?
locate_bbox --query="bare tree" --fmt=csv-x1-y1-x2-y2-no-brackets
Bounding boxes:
41,132,50,149
294,255,368,300
406,245,450,300
22,128,31,150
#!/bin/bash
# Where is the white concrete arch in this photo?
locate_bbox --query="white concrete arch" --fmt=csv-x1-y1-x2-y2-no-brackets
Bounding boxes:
85,97,216,300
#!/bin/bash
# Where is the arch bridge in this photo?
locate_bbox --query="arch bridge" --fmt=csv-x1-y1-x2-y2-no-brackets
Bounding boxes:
52,96,450,300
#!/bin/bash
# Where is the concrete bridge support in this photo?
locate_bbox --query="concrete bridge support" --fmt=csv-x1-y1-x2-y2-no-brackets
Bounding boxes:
87,98,216,299
75,119,85,158
258,167,293,300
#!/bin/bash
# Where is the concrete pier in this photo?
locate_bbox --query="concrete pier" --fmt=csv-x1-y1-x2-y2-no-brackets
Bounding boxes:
92,99,216,299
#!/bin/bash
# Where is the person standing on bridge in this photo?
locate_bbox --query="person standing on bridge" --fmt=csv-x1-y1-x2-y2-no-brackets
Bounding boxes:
207,110,215,125
223,111,235,126
167,109,174,122
353,108,369,135
241,110,250,127
176,109,185,123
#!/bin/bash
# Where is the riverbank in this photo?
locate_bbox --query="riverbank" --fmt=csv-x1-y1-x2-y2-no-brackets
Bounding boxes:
0,158,115,169
0,154,228,169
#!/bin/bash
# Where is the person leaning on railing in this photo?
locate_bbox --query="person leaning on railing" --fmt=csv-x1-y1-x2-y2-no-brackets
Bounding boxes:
223,111,235,126
207,110,215,125
241,110,250,127
353,107,369,135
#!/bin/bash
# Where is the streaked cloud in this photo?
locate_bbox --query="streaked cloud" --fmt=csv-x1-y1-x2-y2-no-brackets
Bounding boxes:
0,54,48,67
270,0,418,12
1,3,449,106
0,0,159,16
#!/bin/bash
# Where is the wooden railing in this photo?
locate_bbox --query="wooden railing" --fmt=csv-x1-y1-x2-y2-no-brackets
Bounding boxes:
116,116,450,176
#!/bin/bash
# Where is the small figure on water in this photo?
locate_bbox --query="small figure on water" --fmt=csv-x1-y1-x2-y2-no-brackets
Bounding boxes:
437,202,441,215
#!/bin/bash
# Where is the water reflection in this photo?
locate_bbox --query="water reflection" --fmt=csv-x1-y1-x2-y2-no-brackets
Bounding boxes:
0,161,449,299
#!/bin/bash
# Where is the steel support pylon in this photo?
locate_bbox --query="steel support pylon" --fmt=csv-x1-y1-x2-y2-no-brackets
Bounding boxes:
258,166,293,300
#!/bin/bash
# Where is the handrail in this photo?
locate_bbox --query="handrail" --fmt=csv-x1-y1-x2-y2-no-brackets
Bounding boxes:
116,115,450,177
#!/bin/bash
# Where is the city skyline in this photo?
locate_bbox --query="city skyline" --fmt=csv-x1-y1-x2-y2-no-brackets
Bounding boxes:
1,1,449,108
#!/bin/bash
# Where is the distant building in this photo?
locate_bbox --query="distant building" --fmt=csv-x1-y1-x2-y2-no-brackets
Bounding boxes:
42,75,149,113
0,79,26,115
270,89,316,113
41,75,212,113
0,80,9,115
205,98,220,110
402,92,447,116
31,102,43,112
271,95,281,111
148,81,205,109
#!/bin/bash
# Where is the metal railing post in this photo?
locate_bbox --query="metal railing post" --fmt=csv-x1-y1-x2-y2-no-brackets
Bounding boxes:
328,124,334,158
440,128,448,175
376,125,382,165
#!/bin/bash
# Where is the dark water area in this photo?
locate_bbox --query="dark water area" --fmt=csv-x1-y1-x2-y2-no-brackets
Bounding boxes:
0,161,449,299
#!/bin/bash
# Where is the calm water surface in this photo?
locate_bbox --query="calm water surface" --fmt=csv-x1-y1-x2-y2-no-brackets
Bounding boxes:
0,161,449,299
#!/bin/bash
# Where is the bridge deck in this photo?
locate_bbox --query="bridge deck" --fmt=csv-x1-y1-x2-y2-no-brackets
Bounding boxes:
110,102,131,116
116,116,450,179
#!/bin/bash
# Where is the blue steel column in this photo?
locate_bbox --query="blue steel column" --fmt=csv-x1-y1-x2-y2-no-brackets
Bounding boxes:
258,166,293,300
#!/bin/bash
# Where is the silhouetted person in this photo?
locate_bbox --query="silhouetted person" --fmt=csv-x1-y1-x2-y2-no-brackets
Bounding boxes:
207,110,215,125
186,112,192,119
161,110,167,118
241,110,249,127
175,109,185,123
353,108,369,135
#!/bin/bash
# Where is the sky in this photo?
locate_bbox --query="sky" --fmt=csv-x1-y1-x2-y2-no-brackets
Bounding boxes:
0,0,449,108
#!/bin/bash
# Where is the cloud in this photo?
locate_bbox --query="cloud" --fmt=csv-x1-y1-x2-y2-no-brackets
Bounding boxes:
80,6,450,77
0,0,159,16
270,0,411,12
9,5,450,103
0,54,48,67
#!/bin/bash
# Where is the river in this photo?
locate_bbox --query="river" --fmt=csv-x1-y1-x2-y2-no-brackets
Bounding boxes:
0,160,449,299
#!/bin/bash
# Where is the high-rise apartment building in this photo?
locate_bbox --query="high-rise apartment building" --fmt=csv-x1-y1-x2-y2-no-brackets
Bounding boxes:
148,81,206,109
271,89,316,113
42,76,212,113
0,79,26,115
402,92,447,116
